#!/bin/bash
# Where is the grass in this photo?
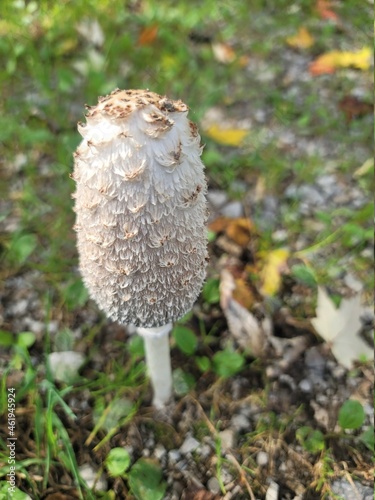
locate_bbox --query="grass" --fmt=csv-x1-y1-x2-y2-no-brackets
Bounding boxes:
0,0,373,498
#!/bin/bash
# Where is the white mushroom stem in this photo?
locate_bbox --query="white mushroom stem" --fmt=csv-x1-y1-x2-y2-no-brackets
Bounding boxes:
137,323,173,408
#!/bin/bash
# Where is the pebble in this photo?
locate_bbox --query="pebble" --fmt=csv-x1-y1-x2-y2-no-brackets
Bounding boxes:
207,476,221,495
180,435,200,454
219,429,235,449
78,464,107,491
207,190,228,208
168,450,181,463
231,414,250,432
330,479,373,500
256,451,269,466
154,444,166,460
298,379,313,393
220,200,243,218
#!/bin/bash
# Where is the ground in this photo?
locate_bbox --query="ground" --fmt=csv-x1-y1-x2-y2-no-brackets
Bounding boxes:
0,1,373,499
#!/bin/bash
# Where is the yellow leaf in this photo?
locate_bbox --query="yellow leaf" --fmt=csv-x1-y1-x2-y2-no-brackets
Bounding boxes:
286,27,314,49
310,47,371,75
259,248,290,296
205,124,248,147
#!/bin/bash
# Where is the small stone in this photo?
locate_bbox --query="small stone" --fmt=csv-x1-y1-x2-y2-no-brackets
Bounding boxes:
256,451,269,466
180,435,200,454
330,479,373,500
154,444,166,460
221,200,243,218
218,429,235,449
231,414,250,431
79,464,107,491
168,449,181,463
298,379,313,393
207,190,228,208
207,477,221,495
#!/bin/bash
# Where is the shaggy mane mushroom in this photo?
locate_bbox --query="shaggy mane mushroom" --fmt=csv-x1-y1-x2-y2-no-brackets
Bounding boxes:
72,89,208,407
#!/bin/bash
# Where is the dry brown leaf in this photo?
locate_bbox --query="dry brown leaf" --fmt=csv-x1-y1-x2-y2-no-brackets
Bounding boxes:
209,217,253,247
138,24,158,45
286,27,314,49
232,278,255,309
192,490,221,500
220,269,272,356
316,0,339,21
226,218,253,246
208,216,231,233
339,95,373,122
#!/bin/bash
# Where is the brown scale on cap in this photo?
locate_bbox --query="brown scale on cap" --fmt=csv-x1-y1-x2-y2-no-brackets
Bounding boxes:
85,89,188,120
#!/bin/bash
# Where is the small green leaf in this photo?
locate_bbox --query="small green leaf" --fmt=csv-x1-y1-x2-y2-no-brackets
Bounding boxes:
172,326,198,355
296,426,325,453
128,458,166,500
202,278,221,304
195,356,211,372
172,368,195,396
62,279,89,310
8,233,37,265
338,400,365,430
17,332,36,349
212,350,245,378
128,335,145,358
290,264,317,287
0,331,15,346
0,482,31,499
359,426,374,452
105,447,131,477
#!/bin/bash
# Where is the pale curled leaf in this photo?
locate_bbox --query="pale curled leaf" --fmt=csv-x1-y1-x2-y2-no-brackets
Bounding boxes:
220,269,271,356
311,287,373,369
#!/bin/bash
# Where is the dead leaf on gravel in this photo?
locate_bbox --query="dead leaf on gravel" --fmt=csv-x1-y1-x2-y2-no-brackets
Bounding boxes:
191,490,221,500
286,27,314,49
138,24,158,45
220,269,272,356
316,0,339,21
309,47,371,75
339,95,373,122
209,217,253,247
311,287,373,369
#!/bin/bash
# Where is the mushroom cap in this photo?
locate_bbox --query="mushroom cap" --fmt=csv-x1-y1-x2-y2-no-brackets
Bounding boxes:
73,89,208,327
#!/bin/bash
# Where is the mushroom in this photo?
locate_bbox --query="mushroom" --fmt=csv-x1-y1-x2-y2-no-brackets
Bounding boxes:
72,89,208,407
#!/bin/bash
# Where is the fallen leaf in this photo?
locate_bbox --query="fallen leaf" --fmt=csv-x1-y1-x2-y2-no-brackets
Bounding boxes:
259,248,290,296
138,24,158,45
316,0,339,21
209,216,253,247
309,47,371,75
205,124,248,147
232,278,255,309
286,27,315,49
212,42,236,63
220,269,272,356
311,287,373,369
339,95,373,122
192,490,221,500
226,218,253,246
